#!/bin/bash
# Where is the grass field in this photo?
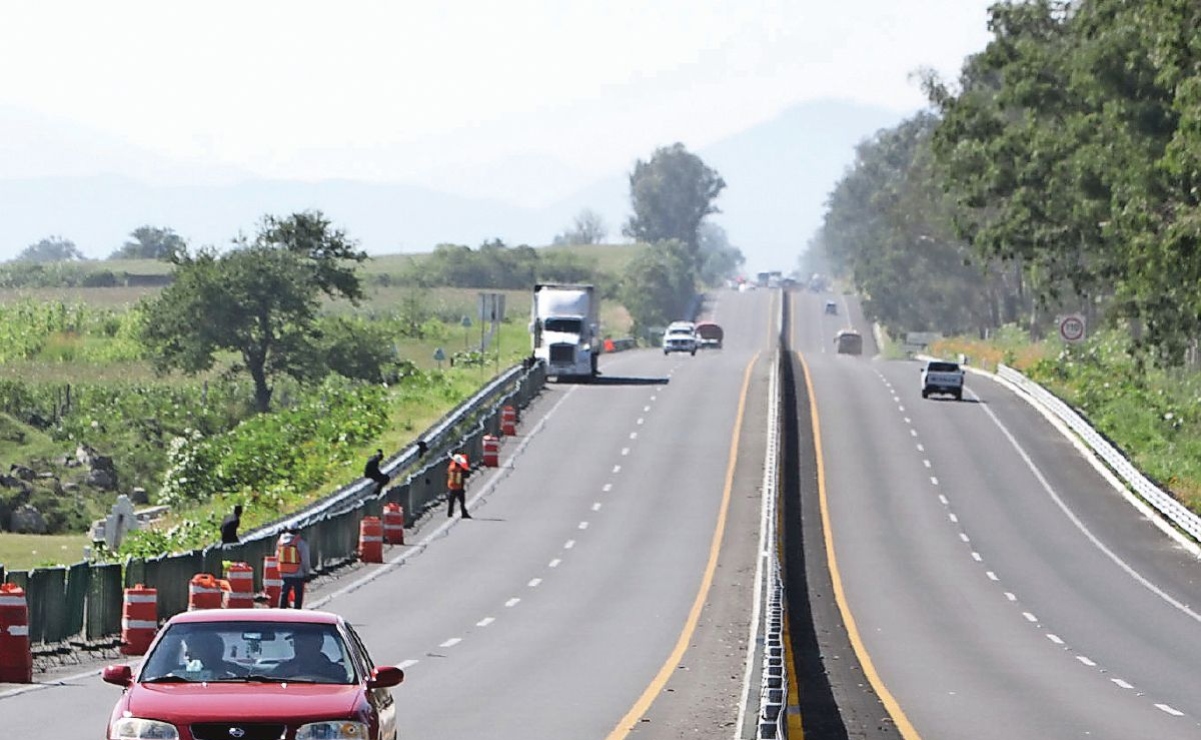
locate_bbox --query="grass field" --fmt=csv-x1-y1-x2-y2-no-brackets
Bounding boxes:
0,532,93,571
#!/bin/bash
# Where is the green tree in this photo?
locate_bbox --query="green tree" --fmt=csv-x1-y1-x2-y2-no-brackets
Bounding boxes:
109,225,187,260
697,222,744,286
553,208,608,246
619,240,697,337
17,236,86,262
623,143,726,265
140,211,367,412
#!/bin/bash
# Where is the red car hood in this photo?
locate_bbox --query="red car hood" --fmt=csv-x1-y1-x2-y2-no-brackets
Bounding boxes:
126,682,362,723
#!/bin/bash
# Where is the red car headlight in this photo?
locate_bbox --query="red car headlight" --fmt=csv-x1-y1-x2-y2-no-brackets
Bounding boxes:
296,721,369,739
110,717,180,739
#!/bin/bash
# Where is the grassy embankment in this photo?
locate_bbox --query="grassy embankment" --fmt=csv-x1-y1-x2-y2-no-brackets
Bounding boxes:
0,246,639,570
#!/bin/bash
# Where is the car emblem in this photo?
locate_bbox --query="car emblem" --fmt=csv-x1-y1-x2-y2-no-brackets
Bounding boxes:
228,729,245,738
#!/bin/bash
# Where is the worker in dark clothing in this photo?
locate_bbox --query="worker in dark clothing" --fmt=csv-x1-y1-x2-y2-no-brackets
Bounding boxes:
447,452,470,518
364,449,390,494
220,504,243,545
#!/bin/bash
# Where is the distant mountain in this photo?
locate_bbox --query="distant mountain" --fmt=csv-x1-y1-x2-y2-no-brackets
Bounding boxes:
0,99,908,265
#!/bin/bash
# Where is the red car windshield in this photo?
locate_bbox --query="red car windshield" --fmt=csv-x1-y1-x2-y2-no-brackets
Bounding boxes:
140,621,355,685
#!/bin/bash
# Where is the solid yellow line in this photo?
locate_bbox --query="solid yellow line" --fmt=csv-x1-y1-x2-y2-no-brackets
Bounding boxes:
605,352,759,740
797,350,922,739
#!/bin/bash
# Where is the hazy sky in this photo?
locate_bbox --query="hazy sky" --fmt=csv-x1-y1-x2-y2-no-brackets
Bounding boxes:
1,0,996,190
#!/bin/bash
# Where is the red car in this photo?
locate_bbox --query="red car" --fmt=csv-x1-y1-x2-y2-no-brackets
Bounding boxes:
103,608,404,740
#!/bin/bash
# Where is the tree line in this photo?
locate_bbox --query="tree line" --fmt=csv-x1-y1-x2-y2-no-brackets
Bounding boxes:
816,0,1201,366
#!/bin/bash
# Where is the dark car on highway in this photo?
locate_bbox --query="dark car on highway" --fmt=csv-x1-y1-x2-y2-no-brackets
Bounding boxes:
102,608,404,740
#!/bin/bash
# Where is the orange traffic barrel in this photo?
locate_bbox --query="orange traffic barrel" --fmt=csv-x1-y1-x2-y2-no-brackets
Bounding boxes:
120,584,158,656
0,583,32,683
359,516,384,563
188,573,223,610
262,555,282,606
501,405,517,436
382,503,405,545
603,338,615,352
482,434,500,467
222,562,255,609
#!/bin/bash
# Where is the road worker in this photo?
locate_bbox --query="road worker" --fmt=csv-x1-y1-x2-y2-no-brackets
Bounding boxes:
447,452,471,519
275,526,311,608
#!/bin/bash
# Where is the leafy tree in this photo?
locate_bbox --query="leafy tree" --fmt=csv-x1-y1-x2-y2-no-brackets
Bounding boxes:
109,226,187,261
618,240,697,337
140,211,367,412
17,236,85,263
623,143,726,265
697,222,744,286
553,208,608,246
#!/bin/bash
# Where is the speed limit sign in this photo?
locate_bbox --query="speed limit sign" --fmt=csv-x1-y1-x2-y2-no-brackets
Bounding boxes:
1058,314,1086,343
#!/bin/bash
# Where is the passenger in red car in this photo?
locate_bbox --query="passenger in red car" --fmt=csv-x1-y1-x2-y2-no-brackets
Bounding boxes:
275,630,347,683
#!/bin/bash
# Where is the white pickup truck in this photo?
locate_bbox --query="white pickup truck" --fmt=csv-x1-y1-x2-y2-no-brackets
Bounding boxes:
920,360,965,400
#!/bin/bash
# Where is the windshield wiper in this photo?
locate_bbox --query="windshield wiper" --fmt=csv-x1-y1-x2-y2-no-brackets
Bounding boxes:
238,673,288,683
141,674,191,684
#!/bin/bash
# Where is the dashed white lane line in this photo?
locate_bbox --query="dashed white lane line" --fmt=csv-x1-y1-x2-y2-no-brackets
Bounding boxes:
938,494,949,505
949,513,959,524
1157,704,1185,716
549,558,561,568
959,533,970,543
1023,612,1038,623
923,459,932,468
592,503,602,511
477,617,495,627
629,432,638,440
637,418,645,425
930,476,939,486
644,406,651,412
613,465,622,473
603,483,612,492
399,659,419,669
986,571,998,581
528,578,542,588
621,447,630,456
1077,656,1097,667
1111,678,1134,690
1046,634,1064,645
916,443,925,452
440,638,462,648
505,598,520,608
1004,592,1017,602
971,552,982,562
578,521,589,530
910,429,918,437
564,540,575,549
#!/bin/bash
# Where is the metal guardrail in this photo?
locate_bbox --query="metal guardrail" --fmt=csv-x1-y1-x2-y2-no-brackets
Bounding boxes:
997,364,1201,544
756,348,787,739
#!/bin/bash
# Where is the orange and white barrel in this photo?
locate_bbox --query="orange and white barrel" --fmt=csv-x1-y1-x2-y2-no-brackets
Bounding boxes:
382,503,405,545
120,584,158,656
501,406,517,436
0,583,32,683
262,555,282,606
222,562,255,609
359,516,384,563
482,434,499,467
188,573,223,610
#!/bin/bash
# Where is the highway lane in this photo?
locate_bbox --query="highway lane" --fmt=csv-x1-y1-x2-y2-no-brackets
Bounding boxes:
793,288,1201,738
2,287,777,739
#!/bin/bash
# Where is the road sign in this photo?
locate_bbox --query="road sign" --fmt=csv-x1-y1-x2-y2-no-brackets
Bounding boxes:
1058,314,1086,343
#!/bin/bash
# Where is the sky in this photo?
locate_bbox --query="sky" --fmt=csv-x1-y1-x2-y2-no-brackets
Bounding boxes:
0,1,998,262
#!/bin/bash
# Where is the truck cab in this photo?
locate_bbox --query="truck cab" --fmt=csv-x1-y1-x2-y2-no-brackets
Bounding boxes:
531,283,600,379
920,360,965,400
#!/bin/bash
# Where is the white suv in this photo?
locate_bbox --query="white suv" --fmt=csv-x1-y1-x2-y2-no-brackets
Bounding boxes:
662,321,698,355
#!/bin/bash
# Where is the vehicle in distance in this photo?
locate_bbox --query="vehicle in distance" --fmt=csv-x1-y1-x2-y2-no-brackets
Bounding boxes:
695,322,723,349
921,360,965,400
834,329,863,355
102,608,404,740
824,300,838,315
662,321,698,355
531,283,600,379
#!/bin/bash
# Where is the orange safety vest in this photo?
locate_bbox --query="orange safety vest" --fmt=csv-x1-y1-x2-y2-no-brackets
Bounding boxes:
277,540,302,575
447,461,465,491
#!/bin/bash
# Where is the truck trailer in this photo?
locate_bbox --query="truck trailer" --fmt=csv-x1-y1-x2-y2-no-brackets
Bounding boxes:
531,283,600,379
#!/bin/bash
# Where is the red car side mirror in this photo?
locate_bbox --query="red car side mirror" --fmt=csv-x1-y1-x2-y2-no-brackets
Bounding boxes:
367,666,404,689
102,664,133,687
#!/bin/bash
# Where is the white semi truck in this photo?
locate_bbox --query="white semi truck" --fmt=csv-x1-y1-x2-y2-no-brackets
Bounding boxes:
531,283,600,379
